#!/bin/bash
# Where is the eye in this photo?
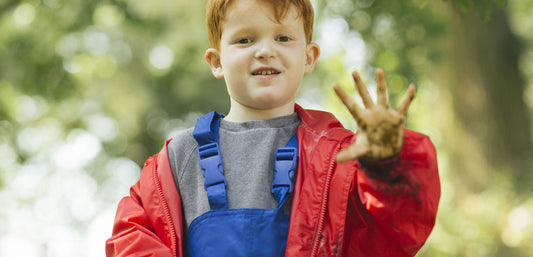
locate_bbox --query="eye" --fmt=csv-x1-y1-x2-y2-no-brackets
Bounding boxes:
277,36,291,42
238,38,252,44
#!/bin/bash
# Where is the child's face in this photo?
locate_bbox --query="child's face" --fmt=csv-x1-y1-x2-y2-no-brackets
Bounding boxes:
205,0,319,115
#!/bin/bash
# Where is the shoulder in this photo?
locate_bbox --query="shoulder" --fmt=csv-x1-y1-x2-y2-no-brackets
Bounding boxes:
167,128,199,178
295,105,354,142
167,128,198,157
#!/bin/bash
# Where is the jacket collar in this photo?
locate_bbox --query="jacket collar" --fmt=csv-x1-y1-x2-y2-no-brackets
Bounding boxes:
294,104,352,141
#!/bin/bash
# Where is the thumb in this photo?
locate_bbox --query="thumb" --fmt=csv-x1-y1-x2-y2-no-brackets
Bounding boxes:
336,135,369,163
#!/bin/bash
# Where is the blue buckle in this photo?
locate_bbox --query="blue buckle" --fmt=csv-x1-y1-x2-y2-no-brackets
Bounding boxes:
198,143,227,188
271,147,298,193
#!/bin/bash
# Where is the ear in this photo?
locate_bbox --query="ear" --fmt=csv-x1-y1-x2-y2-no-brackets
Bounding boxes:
205,48,224,79
304,43,320,74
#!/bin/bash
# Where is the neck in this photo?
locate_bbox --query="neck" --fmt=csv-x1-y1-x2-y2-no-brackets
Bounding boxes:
224,100,295,122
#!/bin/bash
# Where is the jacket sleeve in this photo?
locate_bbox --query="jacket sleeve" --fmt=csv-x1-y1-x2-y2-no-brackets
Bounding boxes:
105,153,182,257
343,129,441,257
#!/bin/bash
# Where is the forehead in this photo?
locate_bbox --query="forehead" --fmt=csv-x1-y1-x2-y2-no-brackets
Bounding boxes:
221,0,304,34
226,0,300,24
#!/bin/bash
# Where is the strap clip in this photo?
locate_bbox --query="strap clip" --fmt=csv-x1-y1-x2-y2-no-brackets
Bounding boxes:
271,147,298,193
198,142,227,188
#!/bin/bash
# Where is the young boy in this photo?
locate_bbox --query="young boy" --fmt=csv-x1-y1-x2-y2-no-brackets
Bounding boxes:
106,0,440,256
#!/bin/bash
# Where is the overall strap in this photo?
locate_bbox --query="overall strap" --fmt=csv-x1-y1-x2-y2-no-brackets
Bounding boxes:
271,134,298,209
192,112,228,210
193,111,299,210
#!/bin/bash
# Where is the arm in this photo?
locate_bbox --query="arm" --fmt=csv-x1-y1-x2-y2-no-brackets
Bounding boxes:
347,130,440,256
105,183,174,257
105,154,180,257
334,69,440,256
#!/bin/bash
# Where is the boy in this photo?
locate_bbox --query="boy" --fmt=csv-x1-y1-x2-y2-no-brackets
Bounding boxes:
106,0,440,256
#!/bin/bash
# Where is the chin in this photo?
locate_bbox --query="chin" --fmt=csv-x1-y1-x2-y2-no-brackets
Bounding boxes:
254,93,295,105
252,98,288,108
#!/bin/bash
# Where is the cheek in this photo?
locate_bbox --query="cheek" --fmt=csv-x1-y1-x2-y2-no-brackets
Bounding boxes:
222,53,248,72
288,49,308,68
289,56,307,75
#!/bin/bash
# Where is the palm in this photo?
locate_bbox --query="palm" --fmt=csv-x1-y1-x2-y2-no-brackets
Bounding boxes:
333,68,416,162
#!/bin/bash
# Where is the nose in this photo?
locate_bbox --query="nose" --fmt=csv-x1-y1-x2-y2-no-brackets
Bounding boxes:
254,40,276,60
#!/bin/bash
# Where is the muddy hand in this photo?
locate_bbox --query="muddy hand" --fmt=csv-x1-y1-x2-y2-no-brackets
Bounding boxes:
333,68,416,163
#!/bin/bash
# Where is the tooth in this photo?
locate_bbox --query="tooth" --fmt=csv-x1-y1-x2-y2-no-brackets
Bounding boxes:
253,70,278,75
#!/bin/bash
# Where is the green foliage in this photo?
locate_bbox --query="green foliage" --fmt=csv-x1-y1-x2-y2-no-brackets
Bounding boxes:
446,0,508,19
0,1,228,254
314,0,447,125
0,0,229,162
314,0,533,256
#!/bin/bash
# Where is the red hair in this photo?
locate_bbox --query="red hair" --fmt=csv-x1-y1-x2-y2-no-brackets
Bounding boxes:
206,0,315,50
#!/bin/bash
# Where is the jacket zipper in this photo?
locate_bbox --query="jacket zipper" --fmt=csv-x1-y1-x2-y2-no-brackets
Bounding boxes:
310,145,341,257
152,154,178,257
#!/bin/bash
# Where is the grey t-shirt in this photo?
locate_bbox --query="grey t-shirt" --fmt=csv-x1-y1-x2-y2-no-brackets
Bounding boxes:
168,113,300,230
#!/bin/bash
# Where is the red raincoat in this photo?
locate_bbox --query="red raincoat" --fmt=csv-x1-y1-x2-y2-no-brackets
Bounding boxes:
106,105,440,257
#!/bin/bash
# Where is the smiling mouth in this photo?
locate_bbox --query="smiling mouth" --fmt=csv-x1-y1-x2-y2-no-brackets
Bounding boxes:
251,70,281,75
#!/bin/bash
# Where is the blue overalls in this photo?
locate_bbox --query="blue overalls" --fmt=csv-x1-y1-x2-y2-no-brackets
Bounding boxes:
188,112,298,257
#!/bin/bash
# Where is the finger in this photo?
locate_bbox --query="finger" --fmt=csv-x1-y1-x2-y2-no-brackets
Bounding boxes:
376,68,390,108
333,84,363,123
397,83,417,116
336,143,368,163
352,70,374,108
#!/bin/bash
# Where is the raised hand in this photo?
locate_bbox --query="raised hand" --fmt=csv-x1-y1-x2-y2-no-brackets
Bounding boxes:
333,68,416,163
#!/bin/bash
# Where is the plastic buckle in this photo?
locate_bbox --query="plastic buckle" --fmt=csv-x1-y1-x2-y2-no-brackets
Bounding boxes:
198,143,227,188
271,147,298,193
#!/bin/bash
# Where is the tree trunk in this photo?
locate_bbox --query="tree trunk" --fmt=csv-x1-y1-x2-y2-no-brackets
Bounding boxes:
436,3,532,192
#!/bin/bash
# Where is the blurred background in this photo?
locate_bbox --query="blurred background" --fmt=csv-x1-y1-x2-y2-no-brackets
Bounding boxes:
1,0,532,256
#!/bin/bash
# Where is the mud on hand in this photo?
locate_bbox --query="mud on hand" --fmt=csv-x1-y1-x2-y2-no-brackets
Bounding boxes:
333,68,416,163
